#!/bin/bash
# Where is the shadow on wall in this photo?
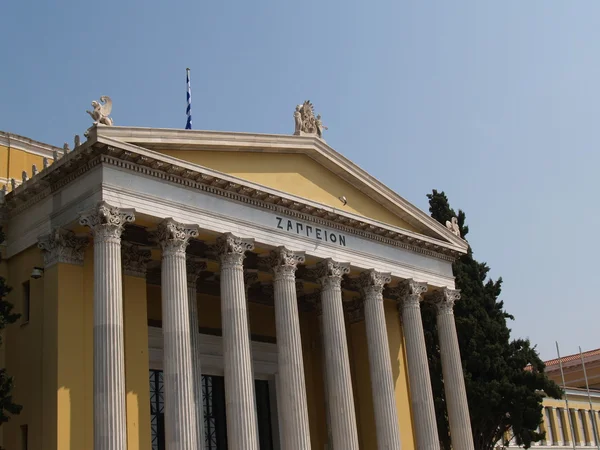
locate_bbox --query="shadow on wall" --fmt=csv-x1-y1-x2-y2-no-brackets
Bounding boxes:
346,299,414,449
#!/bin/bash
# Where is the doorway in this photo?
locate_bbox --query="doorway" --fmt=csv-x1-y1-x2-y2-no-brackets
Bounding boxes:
149,370,275,450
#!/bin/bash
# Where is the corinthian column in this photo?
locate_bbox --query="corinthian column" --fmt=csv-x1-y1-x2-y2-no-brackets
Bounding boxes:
79,201,135,450
216,233,259,450
394,279,439,450
187,258,208,450
156,219,200,450
432,288,474,450
359,270,402,450
37,228,88,267
317,258,360,450
269,247,311,450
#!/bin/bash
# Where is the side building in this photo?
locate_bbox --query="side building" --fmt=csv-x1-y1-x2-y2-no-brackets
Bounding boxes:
503,348,600,448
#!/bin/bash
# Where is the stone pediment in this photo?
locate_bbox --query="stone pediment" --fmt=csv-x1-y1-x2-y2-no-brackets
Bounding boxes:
89,126,468,253
2,125,468,261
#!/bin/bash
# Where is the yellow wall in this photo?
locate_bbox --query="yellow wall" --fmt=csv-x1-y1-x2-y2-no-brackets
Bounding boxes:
4,254,413,450
301,311,328,449
384,299,416,450
0,145,8,181
0,144,47,187
4,245,94,450
123,273,151,450
4,246,45,449
347,301,416,450
157,150,418,232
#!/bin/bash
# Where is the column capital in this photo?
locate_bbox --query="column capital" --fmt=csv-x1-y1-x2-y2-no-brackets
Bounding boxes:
392,279,428,310
216,233,255,268
38,228,88,267
430,287,460,315
316,258,350,290
243,269,259,295
344,298,364,324
358,270,391,299
121,243,151,278
156,218,199,255
79,201,135,241
300,292,321,315
186,258,207,289
268,247,305,281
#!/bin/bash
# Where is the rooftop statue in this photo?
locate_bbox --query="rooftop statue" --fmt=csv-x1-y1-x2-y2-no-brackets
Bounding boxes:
294,101,327,139
86,96,114,126
445,217,461,238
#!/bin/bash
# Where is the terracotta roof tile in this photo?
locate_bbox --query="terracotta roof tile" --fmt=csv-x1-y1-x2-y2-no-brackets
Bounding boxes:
544,348,600,368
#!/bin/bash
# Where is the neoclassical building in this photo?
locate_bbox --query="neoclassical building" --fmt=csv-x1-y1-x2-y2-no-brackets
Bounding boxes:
502,348,600,449
0,103,473,450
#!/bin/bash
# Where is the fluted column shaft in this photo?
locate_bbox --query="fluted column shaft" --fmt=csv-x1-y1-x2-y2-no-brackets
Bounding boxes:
396,280,440,450
157,219,200,450
270,247,311,450
217,233,259,450
315,302,334,449
433,288,474,450
187,259,208,450
80,202,134,450
360,270,402,450
317,259,360,450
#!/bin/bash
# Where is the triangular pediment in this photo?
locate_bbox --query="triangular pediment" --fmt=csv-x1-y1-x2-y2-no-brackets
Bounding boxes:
92,126,468,253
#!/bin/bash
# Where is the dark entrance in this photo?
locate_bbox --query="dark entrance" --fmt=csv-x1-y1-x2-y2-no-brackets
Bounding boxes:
150,369,275,450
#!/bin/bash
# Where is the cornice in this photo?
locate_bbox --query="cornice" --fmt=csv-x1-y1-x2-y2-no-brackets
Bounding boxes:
93,126,469,250
0,131,62,159
3,137,463,263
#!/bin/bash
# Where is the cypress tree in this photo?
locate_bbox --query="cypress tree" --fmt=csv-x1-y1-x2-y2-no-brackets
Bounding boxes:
0,227,21,430
423,190,562,449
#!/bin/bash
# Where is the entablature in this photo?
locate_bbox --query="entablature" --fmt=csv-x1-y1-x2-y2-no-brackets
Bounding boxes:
2,132,465,268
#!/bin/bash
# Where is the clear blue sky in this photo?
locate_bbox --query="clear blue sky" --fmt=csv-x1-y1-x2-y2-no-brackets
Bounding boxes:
1,1,598,360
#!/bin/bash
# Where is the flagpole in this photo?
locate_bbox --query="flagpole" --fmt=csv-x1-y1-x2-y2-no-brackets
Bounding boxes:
186,68,192,130
579,346,600,449
556,342,577,449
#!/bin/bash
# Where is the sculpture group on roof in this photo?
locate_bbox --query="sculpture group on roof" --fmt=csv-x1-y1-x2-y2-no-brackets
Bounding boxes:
294,100,327,139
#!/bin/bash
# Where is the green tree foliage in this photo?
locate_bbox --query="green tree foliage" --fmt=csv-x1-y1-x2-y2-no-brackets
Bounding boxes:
0,228,21,427
423,190,562,450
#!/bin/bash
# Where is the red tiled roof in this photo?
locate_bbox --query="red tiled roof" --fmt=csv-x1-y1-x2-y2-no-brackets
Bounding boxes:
544,348,600,368
523,348,600,373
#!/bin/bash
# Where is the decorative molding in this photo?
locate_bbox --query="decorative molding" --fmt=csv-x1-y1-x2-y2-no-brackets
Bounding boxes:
216,233,255,268
4,142,463,263
155,218,199,255
37,228,88,267
0,131,62,159
388,279,428,312
243,269,260,295
79,201,135,241
249,283,275,306
358,269,391,298
90,126,469,250
298,292,320,314
268,247,305,282
344,298,364,324
428,287,461,315
122,242,151,277
186,258,207,289
0,177,22,190
314,259,350,291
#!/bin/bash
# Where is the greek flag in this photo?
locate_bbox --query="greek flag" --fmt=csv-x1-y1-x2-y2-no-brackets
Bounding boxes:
185,68,192,130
